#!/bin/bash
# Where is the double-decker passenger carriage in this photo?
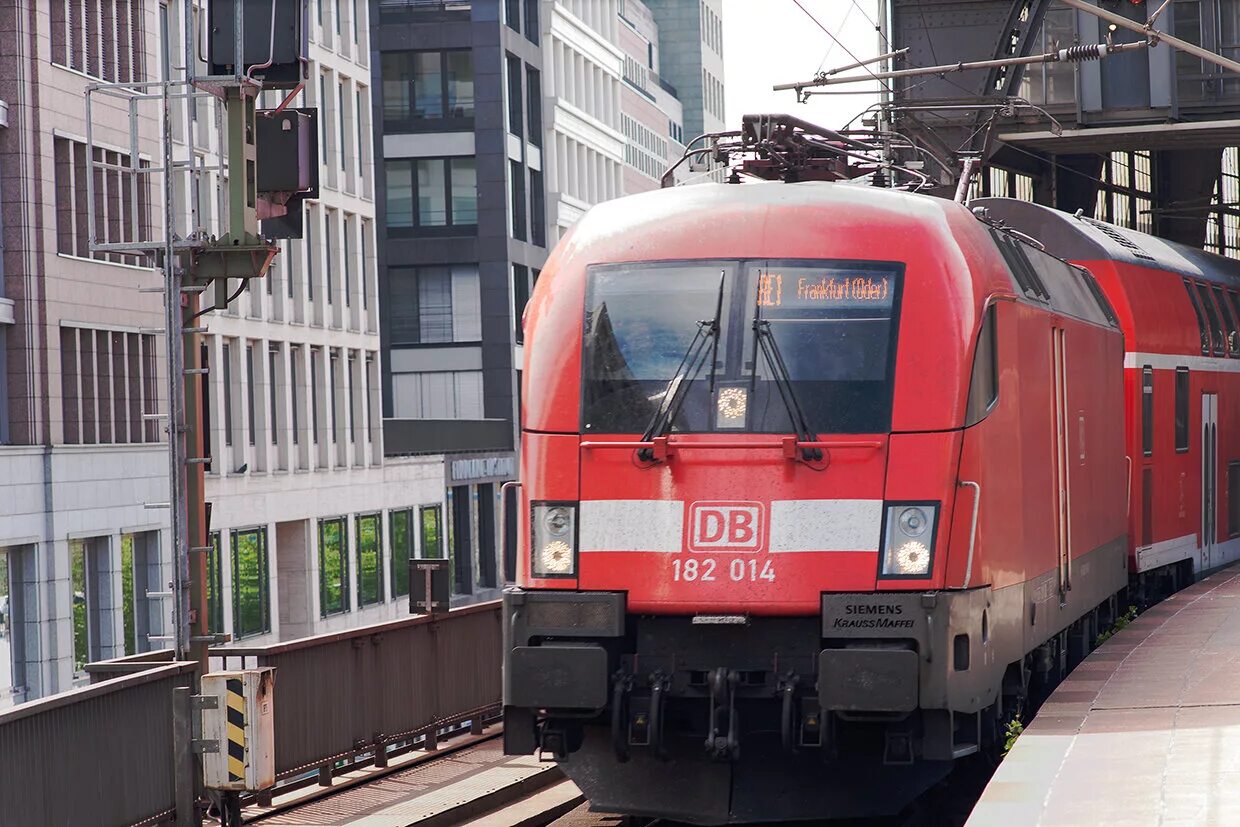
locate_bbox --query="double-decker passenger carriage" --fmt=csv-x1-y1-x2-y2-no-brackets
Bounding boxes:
499,118,1227,824
976,199,1240,584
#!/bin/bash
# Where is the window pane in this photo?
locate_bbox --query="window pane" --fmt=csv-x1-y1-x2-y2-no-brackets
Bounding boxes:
319,518,348,616
71,540,88,672
208,532,224,633
418,266,453,343
506,54,522,138
1175,368,1190,452
416,159,447,227
421,505,443,558
451,266,482,341
391,510,411,597
1141,366,1154,456
232,529,269,638
446,51,474,118
413,52,443,119
121,535,135,656
357,514,381,606
451,158,477,225
384,161,414,229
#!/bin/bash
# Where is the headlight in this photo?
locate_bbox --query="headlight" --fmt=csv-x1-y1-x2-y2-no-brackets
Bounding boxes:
881,503,938,578
532,503,578,578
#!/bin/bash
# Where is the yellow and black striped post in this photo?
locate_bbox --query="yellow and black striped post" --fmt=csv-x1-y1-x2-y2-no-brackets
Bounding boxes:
226,677,246,784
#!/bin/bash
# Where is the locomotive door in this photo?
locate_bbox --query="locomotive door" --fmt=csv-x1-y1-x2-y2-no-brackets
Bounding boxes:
1051,327,1071,600
1202,393,1219,570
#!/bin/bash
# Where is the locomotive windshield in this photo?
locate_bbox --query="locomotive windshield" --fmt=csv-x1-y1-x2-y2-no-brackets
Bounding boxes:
582,259,903,435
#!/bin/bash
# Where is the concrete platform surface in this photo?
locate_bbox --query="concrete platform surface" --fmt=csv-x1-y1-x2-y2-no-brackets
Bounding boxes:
969,566,1240,827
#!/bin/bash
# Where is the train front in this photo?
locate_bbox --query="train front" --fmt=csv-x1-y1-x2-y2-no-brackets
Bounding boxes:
503,181,1002,824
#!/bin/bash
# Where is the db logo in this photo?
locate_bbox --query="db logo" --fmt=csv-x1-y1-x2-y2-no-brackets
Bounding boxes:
688,501,764,553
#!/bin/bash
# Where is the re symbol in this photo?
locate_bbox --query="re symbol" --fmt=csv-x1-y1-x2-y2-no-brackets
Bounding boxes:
688,501,764,553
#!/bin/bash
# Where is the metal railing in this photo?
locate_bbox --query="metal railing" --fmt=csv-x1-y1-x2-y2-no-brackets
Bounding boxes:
85,648,178,683
210,600,503,783
0,662,197,826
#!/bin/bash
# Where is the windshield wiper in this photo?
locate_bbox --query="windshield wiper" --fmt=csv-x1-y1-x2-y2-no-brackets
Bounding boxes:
751,301,823,462
636,274,725,461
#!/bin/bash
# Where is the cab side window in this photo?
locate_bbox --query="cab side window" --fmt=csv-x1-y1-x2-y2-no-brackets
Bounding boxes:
965,305,999,426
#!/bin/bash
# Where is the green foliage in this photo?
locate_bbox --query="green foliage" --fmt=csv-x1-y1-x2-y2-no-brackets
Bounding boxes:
233,529,269,637
121,536,135,657
319,519,346,616
421,506,443,559
391,510,411,597
357,515,381,606
1096,605,1139,646
1002,716,1024,757
71,541,88,671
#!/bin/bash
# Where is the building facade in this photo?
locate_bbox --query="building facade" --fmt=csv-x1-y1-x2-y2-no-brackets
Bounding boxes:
177,0,450,645
617,0,686,195
372,0,549,598
0,0,171,706
368,0,726,603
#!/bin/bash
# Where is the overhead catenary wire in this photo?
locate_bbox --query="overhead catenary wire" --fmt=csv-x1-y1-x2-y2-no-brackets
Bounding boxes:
788,0,894,95
774,40,1149,92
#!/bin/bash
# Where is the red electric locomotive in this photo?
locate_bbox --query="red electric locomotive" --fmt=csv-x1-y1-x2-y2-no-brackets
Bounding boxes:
500,128,1231,823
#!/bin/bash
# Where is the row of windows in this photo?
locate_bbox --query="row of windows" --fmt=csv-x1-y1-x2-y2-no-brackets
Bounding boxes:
513,265,541,345
391,369,485,420
506,54,544,147
381,50,474,130
505,0,541,45
60,326,159,446
623,55,652,95
389,265,482,345
209,340,379,473
510,161,547,246
385,157,477,236
702,68,724,120
1183,278,1240,358
315,0,366,50
53,137,153,264
51,0,145,84
67,534,163,674
1140,366,1192,457
206,507,443,638
622,114,669,180
700,2,723,56
669,120,685,145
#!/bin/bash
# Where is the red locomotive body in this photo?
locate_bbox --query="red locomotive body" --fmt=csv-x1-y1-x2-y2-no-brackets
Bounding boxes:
500,181,1203,824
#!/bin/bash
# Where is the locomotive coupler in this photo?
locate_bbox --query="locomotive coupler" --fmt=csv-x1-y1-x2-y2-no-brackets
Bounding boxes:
706,668,741,761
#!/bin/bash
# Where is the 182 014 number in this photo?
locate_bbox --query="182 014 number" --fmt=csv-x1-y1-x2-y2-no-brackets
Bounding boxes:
672,558,776,582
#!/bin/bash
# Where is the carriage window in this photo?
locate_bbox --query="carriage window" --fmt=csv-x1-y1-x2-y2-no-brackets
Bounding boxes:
966,305,999,426
1230,291,1240,353
1195,282,1226,357
1142,366,1153,457
1184,279,1211,356
1175,367,1190,452
1212,284,1239,356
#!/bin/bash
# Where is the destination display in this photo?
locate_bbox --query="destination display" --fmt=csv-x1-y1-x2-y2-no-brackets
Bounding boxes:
755,267,894,310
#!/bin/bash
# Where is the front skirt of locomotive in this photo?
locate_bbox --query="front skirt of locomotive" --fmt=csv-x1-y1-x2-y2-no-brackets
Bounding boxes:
503,589,1004,824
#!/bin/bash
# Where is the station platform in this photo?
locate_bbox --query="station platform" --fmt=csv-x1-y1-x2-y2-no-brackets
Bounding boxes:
968,565,1240,826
